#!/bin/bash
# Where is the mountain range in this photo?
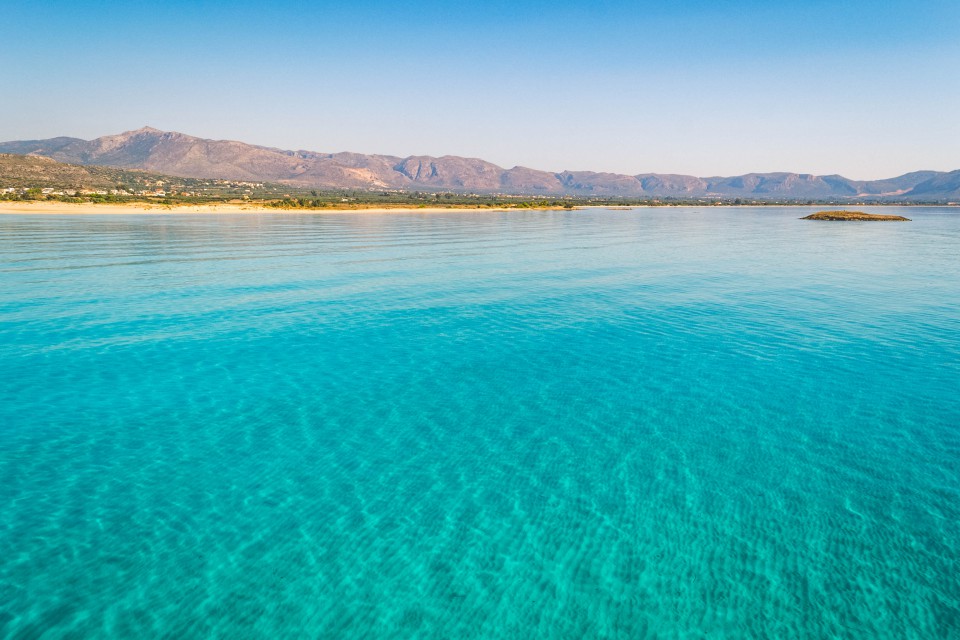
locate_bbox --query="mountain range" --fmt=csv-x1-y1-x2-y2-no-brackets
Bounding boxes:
2,127,958,200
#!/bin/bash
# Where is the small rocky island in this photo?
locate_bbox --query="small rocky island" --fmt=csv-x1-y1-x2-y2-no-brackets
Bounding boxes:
802,210,911,221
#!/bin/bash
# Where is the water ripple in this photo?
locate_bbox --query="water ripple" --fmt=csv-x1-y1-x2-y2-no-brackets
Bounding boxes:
1,207,958,638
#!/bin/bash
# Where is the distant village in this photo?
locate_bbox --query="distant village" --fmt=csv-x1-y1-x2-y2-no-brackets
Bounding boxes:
1,179,268,200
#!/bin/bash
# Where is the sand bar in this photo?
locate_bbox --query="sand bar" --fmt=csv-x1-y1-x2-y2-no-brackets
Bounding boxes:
0,202,567,215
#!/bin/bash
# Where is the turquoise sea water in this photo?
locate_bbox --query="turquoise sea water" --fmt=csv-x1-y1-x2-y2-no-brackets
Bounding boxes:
1,206,958,638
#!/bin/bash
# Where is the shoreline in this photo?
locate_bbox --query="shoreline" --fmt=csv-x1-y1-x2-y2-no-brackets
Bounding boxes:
0,202,535,215
0,201,953,215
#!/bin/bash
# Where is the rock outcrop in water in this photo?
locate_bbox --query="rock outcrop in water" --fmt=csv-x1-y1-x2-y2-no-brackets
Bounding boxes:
801,210,911,221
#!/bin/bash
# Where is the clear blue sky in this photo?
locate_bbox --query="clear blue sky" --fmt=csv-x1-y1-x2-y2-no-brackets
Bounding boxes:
3,0,958,178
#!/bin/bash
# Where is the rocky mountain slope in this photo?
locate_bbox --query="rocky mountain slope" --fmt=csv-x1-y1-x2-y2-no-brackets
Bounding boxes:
2,127,957,199
0,153,183,190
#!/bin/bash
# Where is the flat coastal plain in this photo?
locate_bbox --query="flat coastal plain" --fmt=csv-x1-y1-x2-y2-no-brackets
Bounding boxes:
0,202,540,215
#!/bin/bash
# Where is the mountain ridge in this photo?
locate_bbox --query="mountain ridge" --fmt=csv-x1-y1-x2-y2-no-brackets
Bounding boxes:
1,127,957,200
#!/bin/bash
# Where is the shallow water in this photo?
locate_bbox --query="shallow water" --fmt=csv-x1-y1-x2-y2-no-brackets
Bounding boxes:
1,207,958,638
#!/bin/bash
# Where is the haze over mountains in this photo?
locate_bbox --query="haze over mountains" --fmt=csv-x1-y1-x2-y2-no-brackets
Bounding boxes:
2,127,958,200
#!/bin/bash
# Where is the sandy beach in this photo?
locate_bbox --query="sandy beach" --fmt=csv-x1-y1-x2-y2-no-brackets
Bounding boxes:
0,201,554,215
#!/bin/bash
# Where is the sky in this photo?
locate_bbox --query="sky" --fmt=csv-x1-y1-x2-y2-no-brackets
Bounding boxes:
2,0,959,178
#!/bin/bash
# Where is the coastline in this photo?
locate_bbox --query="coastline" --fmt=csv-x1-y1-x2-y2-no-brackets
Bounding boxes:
0,201,953,215
0,202,539,215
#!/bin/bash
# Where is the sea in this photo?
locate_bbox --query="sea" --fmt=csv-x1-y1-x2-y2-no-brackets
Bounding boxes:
1,206,958,638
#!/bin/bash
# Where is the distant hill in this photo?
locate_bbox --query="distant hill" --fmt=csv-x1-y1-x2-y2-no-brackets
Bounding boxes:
899,170,960,198
1,127,957,200
0,153,184,189
0,155,282,202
